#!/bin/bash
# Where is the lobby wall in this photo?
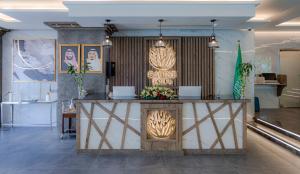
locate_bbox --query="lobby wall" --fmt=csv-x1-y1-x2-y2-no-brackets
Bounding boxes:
255,31,300,74
1,29,255,126
115,29,255,115
56,28,107,131
254,31,300,108
0,35,2,102
2,30,58,126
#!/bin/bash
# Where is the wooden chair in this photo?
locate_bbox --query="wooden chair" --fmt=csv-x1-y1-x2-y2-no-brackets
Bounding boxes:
61,100,76,139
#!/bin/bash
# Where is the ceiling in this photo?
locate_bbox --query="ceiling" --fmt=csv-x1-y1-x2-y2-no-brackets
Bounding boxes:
0,0,299,31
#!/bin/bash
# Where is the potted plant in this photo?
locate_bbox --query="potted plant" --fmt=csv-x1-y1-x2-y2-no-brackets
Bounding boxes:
67,64,87,99
140,86,176,100
239,63,253,98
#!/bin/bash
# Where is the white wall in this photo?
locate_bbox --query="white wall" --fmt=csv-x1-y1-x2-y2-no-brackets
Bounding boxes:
254,31,300,108
2,30,58,126
255,31,300,74
279,51,300,107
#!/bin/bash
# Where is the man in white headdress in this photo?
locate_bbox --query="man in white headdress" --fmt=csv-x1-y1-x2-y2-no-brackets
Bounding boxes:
86,48,101,71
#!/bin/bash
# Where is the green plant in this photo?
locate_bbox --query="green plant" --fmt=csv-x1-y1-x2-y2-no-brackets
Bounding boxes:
239,63,253,97
67,64,87,96
140,86,176,100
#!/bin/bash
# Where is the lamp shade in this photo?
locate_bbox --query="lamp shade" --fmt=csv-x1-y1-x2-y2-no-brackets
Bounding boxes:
155,36,166,48
208,36,219,48
155,19,166,48
102,35,112,47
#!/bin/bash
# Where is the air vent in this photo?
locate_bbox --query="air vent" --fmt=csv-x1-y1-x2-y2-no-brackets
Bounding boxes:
44,22,81,29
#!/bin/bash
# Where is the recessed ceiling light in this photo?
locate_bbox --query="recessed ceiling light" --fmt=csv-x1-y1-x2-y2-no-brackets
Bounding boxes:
0,13,20,22
277,22,300,27
247,16,270,22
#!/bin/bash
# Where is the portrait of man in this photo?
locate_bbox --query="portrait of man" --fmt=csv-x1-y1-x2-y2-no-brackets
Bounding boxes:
59,44,80,73
82,44,103,73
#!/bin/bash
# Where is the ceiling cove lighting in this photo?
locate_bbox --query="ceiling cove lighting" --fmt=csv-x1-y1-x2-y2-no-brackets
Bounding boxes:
277,22,300,27
0,13,20,22
102,19,113,47
208,19,219,49
154,19,166,48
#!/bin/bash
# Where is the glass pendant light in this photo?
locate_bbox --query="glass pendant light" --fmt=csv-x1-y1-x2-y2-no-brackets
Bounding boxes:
102,19,113,47
155,19,166,48
208,19,219,48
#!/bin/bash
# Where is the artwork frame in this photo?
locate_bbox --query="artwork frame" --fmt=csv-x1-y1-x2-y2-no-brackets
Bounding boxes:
12,39,56,83
59,44,81,73
81,44,103,73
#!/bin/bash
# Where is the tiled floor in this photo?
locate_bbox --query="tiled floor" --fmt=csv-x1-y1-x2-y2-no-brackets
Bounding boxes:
255,108,300,134
0,128,299,174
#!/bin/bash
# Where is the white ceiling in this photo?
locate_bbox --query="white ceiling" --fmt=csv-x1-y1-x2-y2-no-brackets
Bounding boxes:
0,0,299,31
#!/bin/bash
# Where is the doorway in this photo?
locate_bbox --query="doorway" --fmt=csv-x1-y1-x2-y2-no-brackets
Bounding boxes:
279,50,300,108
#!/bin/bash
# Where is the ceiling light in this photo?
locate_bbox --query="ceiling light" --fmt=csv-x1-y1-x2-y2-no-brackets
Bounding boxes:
102,19,113,47
208,19,219,48
0,13,20,22
277,22,300,27
247,16,271,22
155,19,166,48
102,35,113,47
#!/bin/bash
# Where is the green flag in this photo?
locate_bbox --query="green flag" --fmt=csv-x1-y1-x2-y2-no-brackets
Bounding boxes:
233,43,243,99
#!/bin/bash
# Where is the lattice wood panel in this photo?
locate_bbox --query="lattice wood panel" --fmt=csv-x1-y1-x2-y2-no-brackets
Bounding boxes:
182,101,246,150
77,102,141,150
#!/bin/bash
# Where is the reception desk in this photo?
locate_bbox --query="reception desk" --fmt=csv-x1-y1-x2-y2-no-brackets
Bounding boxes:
76,95,248,154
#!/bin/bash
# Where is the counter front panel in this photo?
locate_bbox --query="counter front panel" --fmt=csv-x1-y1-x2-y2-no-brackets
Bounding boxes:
76,98,247,154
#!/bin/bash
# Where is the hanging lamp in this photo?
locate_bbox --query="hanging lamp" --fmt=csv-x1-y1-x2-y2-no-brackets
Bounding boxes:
208,19,219,48
154,19,166,48
102,19,113,47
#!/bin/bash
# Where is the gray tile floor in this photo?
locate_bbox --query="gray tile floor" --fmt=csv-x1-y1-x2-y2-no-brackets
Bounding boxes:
255,108,300,134
0,128,299,174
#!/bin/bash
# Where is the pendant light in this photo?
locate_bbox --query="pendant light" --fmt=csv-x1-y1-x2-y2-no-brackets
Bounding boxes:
154,19,166,48
208,19,219,48
102,19,113,47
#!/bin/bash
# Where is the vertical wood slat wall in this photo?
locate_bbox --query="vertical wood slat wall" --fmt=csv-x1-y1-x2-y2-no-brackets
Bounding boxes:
181,37,215,98
110,37,144,94
110,36,214,97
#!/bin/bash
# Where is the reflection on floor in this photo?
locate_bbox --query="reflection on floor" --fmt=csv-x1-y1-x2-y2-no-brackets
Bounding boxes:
0,128,300,174
255,108,300,134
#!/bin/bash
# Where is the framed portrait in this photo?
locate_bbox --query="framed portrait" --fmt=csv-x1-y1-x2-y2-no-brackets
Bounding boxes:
81,44,103,73
13,39,56,82
59,44,80,73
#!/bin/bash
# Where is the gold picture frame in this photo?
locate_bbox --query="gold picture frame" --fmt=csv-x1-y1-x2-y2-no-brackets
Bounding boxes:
59,44,81,73
81,44,103,73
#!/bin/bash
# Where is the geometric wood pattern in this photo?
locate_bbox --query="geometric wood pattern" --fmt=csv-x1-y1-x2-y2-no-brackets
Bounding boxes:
77,100,247,153
77,101,141,150
182,101,246,150
110,36,214,97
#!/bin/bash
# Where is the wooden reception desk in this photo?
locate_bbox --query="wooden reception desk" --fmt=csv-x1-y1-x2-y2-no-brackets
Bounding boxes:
76,94,248,154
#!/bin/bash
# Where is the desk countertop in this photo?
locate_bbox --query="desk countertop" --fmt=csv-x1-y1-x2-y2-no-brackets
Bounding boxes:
75,93,250,103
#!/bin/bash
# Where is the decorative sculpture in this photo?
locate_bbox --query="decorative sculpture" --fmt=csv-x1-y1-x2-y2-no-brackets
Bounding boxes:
147,44,177,85
146,110,176,139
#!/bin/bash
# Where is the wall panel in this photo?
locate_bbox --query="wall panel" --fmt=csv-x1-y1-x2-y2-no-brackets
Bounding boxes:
110,37,144,94
110,36,214,97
